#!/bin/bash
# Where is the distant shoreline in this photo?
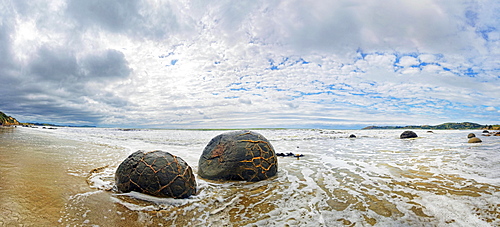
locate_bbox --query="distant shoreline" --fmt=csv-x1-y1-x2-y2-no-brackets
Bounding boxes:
362,122,500,130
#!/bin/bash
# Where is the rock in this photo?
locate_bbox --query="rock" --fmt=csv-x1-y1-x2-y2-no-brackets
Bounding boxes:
494,132,500,136
468,137,482,143
198,130,278,182
400,131,418,139
467,133,476,138
115,150,196,198
427,131,434,133
349,134,356,138
277,152,304,158
483,130,489,133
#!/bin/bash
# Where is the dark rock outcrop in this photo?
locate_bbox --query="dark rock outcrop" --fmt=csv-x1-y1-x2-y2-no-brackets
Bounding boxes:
198,130,278,182
467,133,476,138
400,131,418,139
115,150,196,198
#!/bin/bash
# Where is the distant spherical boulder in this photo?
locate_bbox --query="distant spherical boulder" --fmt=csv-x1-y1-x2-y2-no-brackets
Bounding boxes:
483,130,489,133
198,130,278,182
400,131,418,139
468,137,482,143
115,150,196,198
349,134,356,138
467,133,476,138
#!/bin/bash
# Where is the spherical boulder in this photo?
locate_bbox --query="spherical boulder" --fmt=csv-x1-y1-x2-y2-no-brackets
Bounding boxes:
468,137,482,143
467,133,476,138
115,150,196,198
198,130,278,182
349,134,356,138
400,131,418,139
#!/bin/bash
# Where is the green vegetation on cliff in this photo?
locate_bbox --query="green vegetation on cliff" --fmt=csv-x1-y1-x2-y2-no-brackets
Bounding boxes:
0,111,21,126
363,122,495,130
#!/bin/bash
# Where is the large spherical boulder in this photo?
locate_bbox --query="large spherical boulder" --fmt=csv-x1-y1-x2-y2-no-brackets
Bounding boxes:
467,133,476,138
468,137,482,143
198,130,278,182
400,131,418,139
115,150,196,198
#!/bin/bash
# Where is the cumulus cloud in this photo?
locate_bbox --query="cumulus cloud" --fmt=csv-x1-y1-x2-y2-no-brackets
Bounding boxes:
0,0,499,128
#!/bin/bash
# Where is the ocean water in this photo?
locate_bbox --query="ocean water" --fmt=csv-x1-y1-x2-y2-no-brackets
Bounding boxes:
1,127,499,226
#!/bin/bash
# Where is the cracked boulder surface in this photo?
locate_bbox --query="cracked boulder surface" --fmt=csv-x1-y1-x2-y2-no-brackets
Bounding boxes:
198,130,278,182
115,150,196,198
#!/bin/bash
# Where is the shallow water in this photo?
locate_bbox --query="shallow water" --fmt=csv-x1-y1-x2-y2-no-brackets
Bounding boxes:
1,127,499,226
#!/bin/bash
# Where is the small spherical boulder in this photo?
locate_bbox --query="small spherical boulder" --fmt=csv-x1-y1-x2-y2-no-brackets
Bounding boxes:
349,134,356,138
115,150,196,198
400,131,418,139
467,133,476,138
468,137,482,143
198,130,278,182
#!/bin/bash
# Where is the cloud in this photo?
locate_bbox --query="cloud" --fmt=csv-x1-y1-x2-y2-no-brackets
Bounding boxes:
66,0,195,41
0,0,499,128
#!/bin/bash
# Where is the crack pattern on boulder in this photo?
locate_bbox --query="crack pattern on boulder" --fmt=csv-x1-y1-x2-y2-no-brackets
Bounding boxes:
198,131,278,182
115,150,196,198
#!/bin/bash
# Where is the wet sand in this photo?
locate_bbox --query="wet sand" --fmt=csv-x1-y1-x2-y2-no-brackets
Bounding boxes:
1,127,500,226
0,128,127,226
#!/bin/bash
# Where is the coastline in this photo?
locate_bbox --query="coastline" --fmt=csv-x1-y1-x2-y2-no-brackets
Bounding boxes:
1,127,499,226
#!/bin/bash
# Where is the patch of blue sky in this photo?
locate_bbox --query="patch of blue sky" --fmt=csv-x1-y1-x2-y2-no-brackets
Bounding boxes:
230,87,249,91
463,67,479,77
476,26,496,41
269,65,279,70
418,62,441,67
393,52,420,64
258,86,288,92
238,74,253,80
266,56,312,70
158,52,175,58
356,49,388,60
325,83,353,91
227,82,242,86
465,9,478,27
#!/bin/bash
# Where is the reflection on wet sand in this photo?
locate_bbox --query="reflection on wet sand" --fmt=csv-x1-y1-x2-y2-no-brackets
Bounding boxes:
1,128,499,226
1,128,85,225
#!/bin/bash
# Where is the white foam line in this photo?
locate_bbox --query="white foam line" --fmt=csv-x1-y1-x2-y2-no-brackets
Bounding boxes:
210,195,241,215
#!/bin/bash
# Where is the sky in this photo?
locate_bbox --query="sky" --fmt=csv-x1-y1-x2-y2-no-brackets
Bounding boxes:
0,0,499,129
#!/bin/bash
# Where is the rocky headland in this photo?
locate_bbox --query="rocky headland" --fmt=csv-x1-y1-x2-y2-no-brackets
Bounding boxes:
0,111,21,126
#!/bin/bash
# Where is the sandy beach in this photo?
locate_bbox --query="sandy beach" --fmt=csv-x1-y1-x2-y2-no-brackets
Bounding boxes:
1,127,499,226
